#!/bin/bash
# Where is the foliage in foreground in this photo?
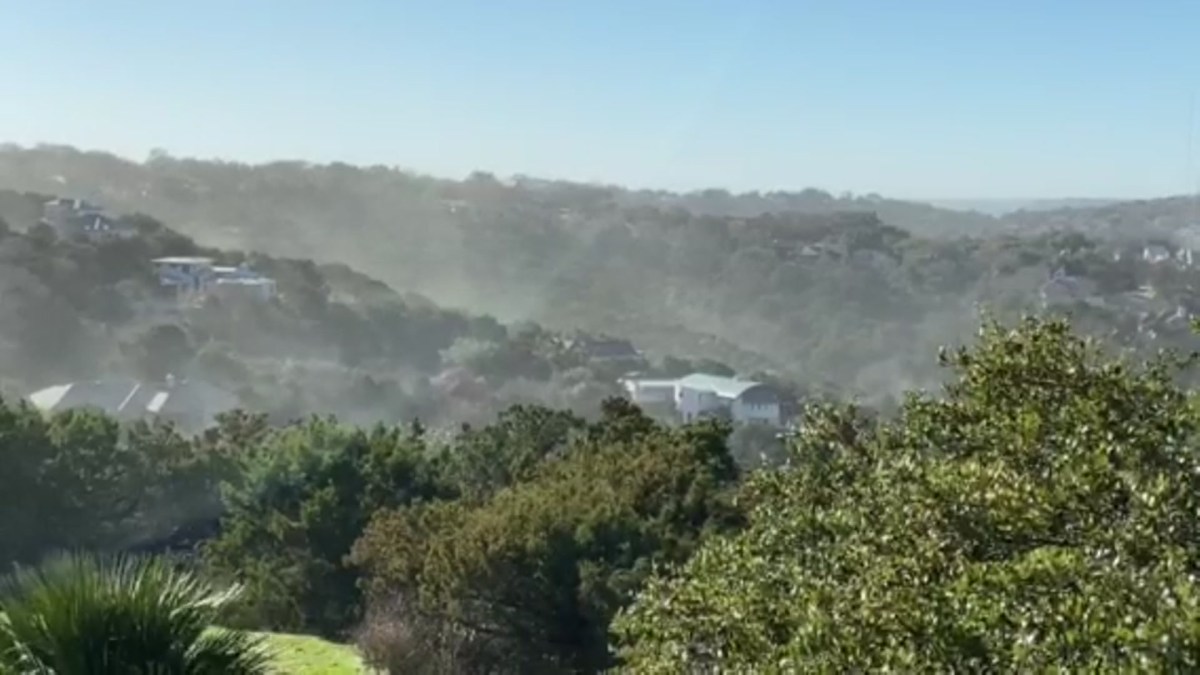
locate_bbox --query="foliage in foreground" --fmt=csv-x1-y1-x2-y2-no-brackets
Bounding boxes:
615,317,1200,671
353,399,742,673
202,416,444,636
0,553,270,674
0,399,235,569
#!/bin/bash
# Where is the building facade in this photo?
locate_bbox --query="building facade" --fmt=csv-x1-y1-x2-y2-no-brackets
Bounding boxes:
152,257,277,302
620,372,782,426
41,197,137,241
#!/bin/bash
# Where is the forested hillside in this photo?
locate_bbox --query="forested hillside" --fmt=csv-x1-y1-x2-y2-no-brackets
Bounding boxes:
2,145,1199,403
5,316,1200,672
6,149,1200,672
0,192,759,428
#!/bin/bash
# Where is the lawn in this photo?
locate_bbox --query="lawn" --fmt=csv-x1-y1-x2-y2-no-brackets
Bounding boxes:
256,631,369,674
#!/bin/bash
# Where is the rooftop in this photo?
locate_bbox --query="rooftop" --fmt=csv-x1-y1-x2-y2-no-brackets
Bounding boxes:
152,256,215,266
677,373,766,399
622,378,678,389
214,277,275,287
45,197,102,211
26,377,237,427
623,372,769,399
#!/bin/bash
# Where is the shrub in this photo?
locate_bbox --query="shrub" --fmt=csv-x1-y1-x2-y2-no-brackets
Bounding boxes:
0,553,269,674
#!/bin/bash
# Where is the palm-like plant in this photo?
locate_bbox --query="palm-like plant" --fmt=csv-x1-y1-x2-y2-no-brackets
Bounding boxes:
0,553,271,674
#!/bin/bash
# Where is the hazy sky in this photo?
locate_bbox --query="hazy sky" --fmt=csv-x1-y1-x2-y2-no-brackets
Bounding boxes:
2,0,1199,199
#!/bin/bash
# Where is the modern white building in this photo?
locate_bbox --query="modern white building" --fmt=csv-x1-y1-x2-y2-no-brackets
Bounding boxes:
620,372,782,426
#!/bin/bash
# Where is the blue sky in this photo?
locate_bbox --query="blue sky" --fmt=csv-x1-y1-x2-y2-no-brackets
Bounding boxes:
2,0,1198,198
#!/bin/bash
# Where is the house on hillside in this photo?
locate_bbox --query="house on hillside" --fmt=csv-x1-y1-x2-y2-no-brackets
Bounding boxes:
619,372,781,426
152,257,277,303
563,333,643,362
1123,240,1195,268
153,256,217,297
1143,244,1172,264
210,264,278,302
40,197,137,241
26,376,238,431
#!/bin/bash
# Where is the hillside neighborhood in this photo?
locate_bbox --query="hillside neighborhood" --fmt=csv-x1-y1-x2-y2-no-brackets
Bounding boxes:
26,195,795,430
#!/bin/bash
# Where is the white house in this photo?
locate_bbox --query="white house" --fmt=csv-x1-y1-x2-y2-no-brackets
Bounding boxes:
1143,244,1172,264
620,372,781,426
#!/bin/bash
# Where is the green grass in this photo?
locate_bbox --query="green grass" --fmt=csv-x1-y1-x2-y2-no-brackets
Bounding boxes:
254,631,369,674
0,615,365,674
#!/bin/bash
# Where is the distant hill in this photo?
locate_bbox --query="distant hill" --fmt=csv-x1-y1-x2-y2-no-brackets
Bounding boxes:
998,195,1200,243
4,144,1200,404
928,198,1123,217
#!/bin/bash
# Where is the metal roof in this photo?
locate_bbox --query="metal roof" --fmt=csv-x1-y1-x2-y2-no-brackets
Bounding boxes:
676,373,767,399
152,256,215,266
623,373,771,400
27,378,142,415
25,378,237,426
623,378,678,389
214,277,274,286
27,383,74,410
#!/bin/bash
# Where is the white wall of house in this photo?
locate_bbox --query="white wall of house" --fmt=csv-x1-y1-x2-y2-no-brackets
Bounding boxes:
621,379,676,406
677,385,724,422
212,277,277,302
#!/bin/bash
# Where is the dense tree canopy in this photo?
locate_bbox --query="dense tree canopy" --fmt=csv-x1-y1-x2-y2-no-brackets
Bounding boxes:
0,398,226,566
202,417,443,635
3,314,1200,671
353,400,741,672
614,318,1200,671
